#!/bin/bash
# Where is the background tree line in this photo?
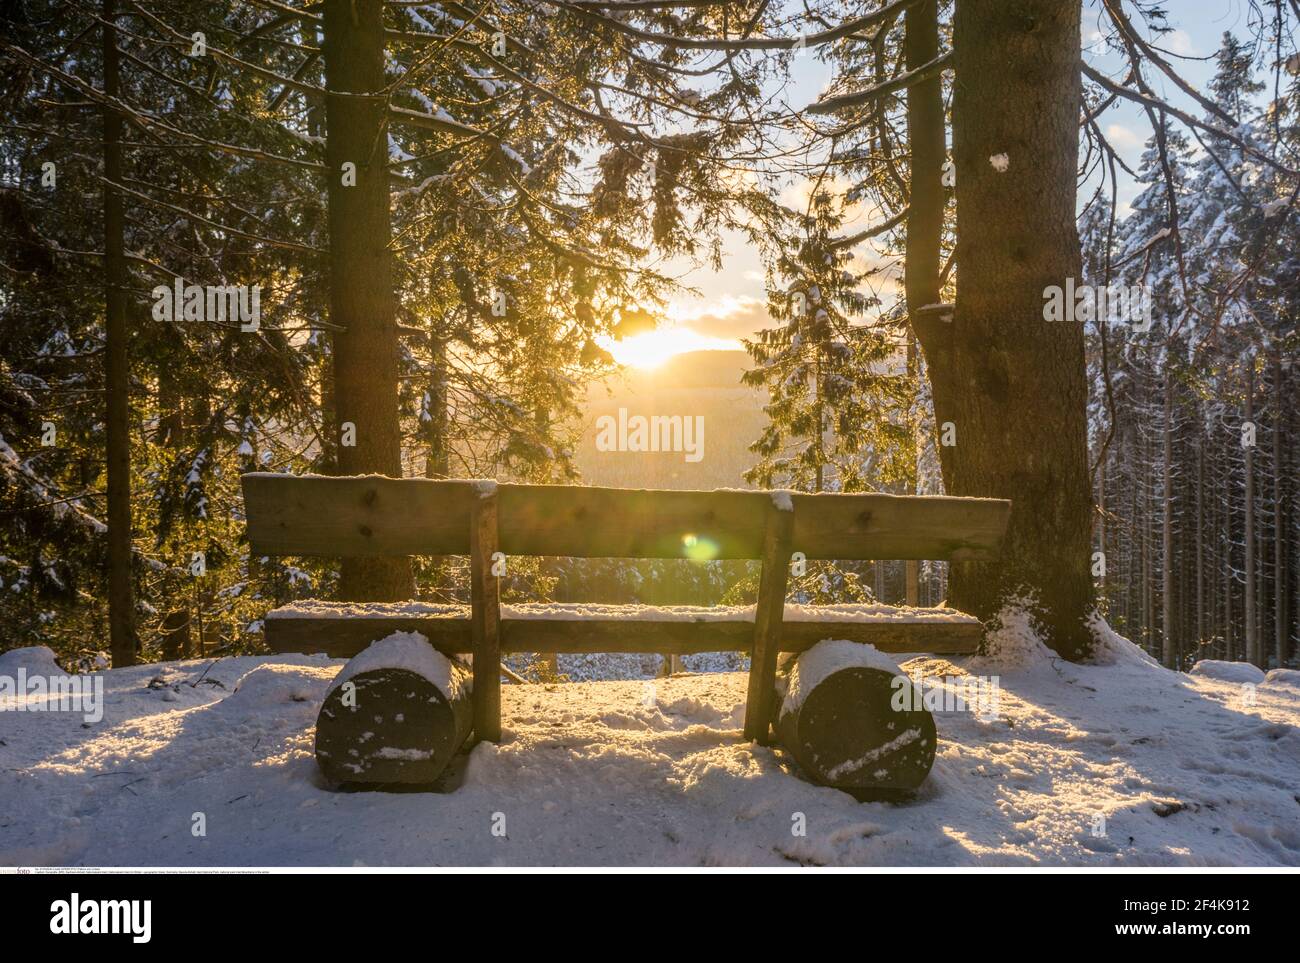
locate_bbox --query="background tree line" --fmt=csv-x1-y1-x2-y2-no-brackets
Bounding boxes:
1083,33,1299,669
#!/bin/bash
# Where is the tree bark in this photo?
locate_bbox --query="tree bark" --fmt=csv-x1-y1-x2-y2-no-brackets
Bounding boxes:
1162,374,1175,667
1195,414,1205,648
423,336,450,478
1097,457,1106,609
1273,350,1287,667
1142,434,1153,653
102,0,136,667
322,0,414,601
934,0,1094,659
904,0,947,420
1245,359,1259,665
903,0,945,610
1224,475,1234,662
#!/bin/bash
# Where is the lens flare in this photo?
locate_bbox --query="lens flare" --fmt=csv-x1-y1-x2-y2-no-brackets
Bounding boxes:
682,533,719,560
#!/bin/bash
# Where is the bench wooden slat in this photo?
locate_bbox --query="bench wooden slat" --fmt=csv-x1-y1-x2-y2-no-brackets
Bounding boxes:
743,502,794,743
242,474,478,557
792,489,1009,562
264,615,983,660
241,474,1010,562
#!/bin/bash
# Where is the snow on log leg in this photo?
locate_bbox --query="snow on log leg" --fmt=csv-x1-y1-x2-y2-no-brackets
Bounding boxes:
315,630,472,785
774,639,936,795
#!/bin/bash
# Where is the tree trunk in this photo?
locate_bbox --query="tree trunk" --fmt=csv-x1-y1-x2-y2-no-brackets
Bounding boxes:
322,0,414,601
1162,374,1175,667
1224,483,1234,662
102,0,136,667
1195,416,1204,648
1096,457,1106,610
1206,439,1216,649
936,0,1094,659
159,609,190,661
1142,452,1153,654
1128,436,1139,633
319,341,339,473
904,0,946,395
1245,359,1259,665
1273,350,1286,667
423,336,450,478
157,365,185,448
903,0,944,609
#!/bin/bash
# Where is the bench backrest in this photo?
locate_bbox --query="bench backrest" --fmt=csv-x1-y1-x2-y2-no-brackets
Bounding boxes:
240,474,1010,562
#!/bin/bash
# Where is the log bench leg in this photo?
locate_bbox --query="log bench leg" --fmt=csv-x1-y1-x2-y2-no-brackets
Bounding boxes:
316,660,473,785
773,644,937,796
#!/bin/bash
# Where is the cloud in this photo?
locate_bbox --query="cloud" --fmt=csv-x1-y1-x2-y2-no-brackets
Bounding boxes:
1166,30,1196,57
667,294,770,341
1105,123,1142,151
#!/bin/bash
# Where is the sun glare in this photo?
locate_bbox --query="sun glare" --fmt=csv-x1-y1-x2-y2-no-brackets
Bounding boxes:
602,327,738,369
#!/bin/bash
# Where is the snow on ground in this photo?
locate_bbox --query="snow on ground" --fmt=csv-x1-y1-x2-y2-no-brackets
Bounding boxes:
1,624,1298,867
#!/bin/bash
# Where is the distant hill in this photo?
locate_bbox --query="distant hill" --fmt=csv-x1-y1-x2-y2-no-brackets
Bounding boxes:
618,349,752,390
576,350,768,490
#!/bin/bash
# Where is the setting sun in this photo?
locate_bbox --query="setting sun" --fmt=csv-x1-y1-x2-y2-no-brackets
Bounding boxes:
601,326,738,369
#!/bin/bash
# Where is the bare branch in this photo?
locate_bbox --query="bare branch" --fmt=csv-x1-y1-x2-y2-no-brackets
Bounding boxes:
808,50,950,115
1101,0,1236,128
1080,62,1299,176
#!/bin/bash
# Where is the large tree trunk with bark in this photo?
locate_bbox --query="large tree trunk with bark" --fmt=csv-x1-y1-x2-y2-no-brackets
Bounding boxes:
904,0,945,609
102,0,136,666
322,0,414,601
933,0,1095,659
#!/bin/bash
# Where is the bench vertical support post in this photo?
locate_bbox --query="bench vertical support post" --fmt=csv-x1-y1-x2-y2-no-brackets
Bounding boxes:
743,500,795,744
470,488,502,743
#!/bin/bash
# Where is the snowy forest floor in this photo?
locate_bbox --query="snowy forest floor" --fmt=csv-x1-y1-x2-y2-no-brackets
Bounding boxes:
2,621,1299,867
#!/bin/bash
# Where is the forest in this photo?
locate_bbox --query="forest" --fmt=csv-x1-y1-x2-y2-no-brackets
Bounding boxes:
0,0,1296,678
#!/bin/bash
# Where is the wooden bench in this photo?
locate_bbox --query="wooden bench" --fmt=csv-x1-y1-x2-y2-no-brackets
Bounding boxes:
241,474,1009,791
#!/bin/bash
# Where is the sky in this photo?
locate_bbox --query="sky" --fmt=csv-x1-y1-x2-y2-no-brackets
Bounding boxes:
607,0,1280,368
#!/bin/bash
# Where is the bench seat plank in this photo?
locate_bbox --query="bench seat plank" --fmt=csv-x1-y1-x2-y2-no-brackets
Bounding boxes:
264,601,983,660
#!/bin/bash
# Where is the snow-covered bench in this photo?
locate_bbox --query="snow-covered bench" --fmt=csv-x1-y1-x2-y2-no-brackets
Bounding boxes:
241,474,1009,791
